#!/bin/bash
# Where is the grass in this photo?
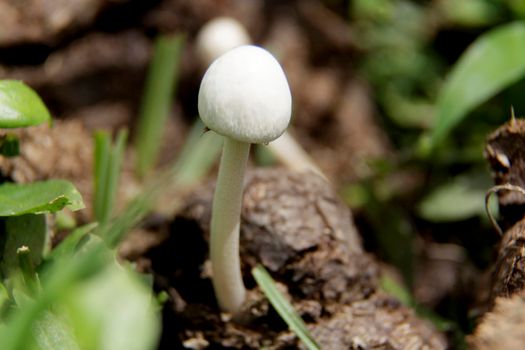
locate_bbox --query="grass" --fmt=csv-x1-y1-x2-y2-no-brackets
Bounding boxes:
93,129,128,225
135,34,185,178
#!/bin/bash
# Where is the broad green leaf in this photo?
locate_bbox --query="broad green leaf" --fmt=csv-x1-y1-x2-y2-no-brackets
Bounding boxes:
417,174,492,222
0,246,107,350
0,180,84,217
63,265,160,350
0,80,51,128
33,311,80,350
428,21,525,150
0,254,158,350
252,265,320,350
438,0,501,27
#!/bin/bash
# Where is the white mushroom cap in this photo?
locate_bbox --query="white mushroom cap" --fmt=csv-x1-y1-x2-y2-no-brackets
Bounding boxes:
195,17,251,67
198,45,292,144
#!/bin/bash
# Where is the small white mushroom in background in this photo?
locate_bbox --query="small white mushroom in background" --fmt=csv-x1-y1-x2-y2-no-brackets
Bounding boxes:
195,17,251,67
198,45,292,313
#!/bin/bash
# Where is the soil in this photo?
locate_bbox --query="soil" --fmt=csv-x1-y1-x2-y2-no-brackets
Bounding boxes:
0,121,93,219
468,290,525,350
139,169,446,349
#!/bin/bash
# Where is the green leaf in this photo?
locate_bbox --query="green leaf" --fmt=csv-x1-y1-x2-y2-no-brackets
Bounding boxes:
417,173,492,222
0,240,110,350
252,265,320,350
33,311,80,350
0,180,84,217
428,21,525,150
0,80,51,129
0,254,159,350
135,34,185,178
63,265,160,350
438,0,501,27
46,223,98,263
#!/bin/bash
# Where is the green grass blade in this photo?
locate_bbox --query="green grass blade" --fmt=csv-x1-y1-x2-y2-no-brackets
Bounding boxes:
172,120,223,185
102,188,154,248
102,123,222,247
135,34,185,178
46,223,98,262
94,131,111,223
252,265,320,350
102,129,128,224
94,129,128,225
427,21,525,151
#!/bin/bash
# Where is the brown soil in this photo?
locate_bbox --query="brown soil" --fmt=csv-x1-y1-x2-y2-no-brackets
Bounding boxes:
469,290,525,350
134,169,446,349
0,120,93,218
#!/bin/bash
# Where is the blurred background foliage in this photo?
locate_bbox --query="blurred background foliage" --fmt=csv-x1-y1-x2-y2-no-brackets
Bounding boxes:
333,0,525,340
344,0,523,264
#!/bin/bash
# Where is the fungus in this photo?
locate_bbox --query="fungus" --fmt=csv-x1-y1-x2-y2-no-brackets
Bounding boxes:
198,45,292,312
195,17,251,67
195,18,323,178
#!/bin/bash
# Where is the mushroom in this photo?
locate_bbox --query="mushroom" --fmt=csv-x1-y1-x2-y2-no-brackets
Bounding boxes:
198,45,292,313
195,17,323,178
195,17,251,67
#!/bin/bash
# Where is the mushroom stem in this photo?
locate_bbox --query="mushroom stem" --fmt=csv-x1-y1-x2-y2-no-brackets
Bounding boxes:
210,137,250,312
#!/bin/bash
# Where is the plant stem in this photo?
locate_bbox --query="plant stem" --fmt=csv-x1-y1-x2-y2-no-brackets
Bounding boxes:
210,137,249,313
17,246,41,295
